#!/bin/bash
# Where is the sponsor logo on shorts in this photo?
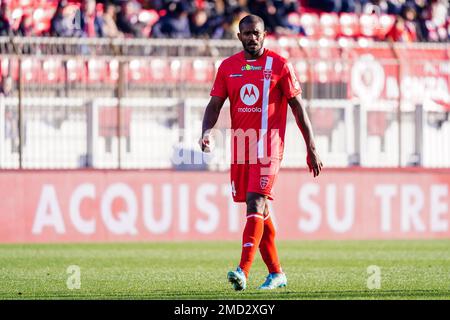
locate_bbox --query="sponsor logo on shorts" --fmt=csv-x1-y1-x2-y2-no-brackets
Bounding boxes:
260,176,269,189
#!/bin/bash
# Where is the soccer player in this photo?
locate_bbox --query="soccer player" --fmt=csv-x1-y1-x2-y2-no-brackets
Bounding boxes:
199,15,323,290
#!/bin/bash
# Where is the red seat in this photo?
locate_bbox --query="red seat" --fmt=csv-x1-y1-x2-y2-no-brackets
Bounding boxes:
0,58,19,81
21,58,41,83
128,59,150,83
18,0,32,7
88,58,107,83
66,59,87,82
149,58,168,82
189,59,214,83
171,59,184,83
107,59,119,84
41,59,64,83
300,12,320,38
287,12,301,27
293,60,308,83
360,14,379,38
313,61,330,83
339,13,359,38
378,14,395,39
320,13,339,38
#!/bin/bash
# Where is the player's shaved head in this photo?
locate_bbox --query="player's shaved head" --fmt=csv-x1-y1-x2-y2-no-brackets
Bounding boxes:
237,14,266,58
238,15,265,32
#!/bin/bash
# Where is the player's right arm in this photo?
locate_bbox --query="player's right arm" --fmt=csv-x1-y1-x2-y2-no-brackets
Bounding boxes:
199,96,226,152
199,61,228,153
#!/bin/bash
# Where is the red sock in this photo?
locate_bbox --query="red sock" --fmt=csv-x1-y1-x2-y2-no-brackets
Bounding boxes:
239,212,265,278
259,214,282,274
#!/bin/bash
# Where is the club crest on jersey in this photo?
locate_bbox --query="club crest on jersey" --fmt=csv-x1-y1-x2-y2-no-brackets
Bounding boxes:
263,70,272,80
240,84,259,106
260,176,270,189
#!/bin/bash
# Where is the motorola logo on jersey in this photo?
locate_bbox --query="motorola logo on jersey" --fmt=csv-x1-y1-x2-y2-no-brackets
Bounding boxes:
240,84,259,106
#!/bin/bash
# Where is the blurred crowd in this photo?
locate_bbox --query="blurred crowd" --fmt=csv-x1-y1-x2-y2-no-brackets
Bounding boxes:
0,0,448,42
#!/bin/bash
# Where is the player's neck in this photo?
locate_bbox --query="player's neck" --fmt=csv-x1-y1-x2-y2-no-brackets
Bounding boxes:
244,48,266,60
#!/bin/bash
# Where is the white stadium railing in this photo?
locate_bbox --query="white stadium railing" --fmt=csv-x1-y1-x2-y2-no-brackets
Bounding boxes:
0,37,448,169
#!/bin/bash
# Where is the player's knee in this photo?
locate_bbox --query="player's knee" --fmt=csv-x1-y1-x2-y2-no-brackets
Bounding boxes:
246,192,266,214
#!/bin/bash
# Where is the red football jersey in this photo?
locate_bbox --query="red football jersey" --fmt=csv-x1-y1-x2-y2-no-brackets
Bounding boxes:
210,48,302,163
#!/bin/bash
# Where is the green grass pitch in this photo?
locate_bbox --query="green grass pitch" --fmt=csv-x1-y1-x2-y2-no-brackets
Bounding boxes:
1,240,450,299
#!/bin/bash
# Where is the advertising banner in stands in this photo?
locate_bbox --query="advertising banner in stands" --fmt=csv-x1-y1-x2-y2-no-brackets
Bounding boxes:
0,169,449,243
349,47,450,110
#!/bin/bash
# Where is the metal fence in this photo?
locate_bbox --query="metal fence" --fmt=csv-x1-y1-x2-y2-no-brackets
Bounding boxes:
0,37,449,169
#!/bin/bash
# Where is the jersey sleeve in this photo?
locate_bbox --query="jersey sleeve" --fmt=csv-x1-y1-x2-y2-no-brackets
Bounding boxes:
278,62,302,99
210,62,228,99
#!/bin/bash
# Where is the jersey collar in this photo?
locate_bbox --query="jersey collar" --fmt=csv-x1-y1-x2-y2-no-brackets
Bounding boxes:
241,48,268,62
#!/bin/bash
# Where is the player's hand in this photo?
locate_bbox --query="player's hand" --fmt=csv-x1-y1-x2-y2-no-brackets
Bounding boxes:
307,150,323,177
199,134,211,153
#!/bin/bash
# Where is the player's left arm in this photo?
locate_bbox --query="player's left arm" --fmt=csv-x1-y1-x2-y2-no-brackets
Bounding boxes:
288,95,323,177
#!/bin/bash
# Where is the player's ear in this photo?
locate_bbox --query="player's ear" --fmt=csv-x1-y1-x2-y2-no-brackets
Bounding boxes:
237,32,242,41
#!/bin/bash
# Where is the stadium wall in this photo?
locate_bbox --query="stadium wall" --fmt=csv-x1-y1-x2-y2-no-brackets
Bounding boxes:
0,168,449,243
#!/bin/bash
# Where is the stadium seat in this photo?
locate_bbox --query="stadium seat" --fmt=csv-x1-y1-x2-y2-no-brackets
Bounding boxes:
299,12,320,38
190,59,214,83
275,35,305,59
339,13,359,38
313,61,329,83
107,59,119,83
320,13,339,39
169,59,184,83
149,58,167,82
18,0,32,7
287,12,301,27
42,59,63,83
360,14,379,38
88,59,107,83
147,58,185,84
378,14,396,39
66,59,87,82
128,59,150,83
1,59,14,80
293,60,308,83
21,58,41,83
276,36,292,59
